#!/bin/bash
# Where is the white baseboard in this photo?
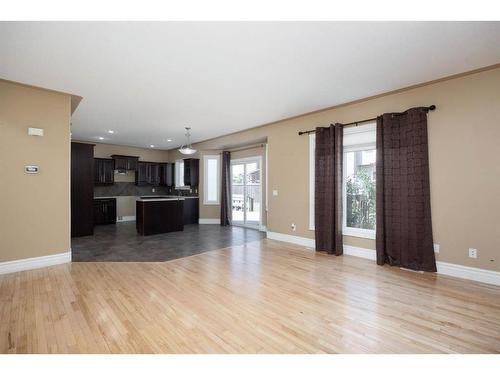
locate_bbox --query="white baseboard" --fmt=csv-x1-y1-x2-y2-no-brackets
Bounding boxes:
436,261,500,286
117,215,135,222
343,245,377,260
266,231,500,286
199,218,221,224
266,231,315,248
0,251,71,275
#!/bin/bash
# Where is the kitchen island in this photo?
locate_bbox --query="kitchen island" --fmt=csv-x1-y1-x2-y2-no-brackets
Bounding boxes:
136,196,184,235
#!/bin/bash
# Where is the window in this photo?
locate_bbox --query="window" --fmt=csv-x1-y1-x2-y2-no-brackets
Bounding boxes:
175,159,186,188
308,122,376,239
203,155,220,205
343,122,376,239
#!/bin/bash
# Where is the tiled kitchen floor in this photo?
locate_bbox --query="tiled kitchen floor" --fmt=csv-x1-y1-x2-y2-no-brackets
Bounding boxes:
71,222,265,262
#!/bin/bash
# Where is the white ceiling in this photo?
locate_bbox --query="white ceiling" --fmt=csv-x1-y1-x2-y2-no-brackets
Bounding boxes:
1,22,499,149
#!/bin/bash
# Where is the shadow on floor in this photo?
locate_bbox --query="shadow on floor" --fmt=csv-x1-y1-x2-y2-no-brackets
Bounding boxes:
71,222,265,262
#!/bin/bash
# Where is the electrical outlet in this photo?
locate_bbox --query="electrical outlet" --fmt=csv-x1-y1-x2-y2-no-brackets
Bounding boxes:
433,243,440,253
291,223,296,231
152,187,156,193
469,248,478,259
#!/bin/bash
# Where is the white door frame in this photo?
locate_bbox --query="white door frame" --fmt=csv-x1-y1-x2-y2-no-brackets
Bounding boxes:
230,156,263,229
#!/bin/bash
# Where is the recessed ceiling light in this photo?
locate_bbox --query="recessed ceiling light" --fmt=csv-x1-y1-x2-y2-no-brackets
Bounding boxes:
150,145,155,148
167,139,172,142
108,130,114,134
98,136,104,140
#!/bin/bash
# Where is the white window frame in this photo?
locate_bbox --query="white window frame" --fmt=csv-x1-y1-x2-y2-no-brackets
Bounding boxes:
175,159,189,189
343,122,376,239
308,122,376,239
265,143,268,212
309,134,315,230
230,156,263,229
203,154,221,205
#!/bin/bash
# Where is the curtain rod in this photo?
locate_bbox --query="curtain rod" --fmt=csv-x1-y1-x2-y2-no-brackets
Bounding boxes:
298,105,436,136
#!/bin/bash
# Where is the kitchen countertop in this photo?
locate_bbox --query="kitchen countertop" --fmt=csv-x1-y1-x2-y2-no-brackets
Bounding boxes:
136,195,200,202
136,196,183,202
94,195,199,200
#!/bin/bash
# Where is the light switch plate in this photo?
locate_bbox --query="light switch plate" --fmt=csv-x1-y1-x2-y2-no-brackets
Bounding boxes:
433,243,440,253
28,127,44,136
273,190,278,196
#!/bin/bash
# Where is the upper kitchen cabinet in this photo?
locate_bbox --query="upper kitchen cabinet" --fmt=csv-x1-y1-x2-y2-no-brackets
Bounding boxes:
94,158,114,185
183,158,199,187
148,163,160,186
136,162,160,186
159,162,174,187
135,161,148,185
111,155,139,171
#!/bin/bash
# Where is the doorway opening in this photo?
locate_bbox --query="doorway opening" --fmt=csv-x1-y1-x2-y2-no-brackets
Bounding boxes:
231,156,262,229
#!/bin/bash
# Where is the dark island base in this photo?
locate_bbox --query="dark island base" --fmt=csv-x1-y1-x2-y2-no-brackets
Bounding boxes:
136,199,184,235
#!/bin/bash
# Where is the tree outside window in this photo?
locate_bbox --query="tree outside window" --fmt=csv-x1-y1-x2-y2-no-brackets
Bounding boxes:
345,150,376,230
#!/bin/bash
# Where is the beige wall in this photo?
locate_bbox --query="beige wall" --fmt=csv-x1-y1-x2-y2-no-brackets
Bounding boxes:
176,67,500,272
0,80,72,262
115,196,137,217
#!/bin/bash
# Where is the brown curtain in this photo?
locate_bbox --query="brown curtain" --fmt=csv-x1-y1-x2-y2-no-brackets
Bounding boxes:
376,107,436,272
220,151,231,226
315,124,343,255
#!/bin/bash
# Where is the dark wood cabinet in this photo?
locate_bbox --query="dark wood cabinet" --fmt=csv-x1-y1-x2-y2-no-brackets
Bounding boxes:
148,163,159,186
136,161,148,185
136,162,160,186
93,198,117,225
111,155,139,171
71,142,95,237
94,158,114,185
136,199,184,235
159,162,174,187
183,158,199,187
183,197,199,224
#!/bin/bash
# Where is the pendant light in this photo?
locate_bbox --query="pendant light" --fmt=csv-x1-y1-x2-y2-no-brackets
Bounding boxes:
179,127,196,155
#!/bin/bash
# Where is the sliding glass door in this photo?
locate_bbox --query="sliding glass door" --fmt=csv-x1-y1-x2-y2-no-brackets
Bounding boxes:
231,157,262,228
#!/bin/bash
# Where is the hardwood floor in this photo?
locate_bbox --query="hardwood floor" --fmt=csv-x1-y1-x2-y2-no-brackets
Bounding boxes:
1,238,500,353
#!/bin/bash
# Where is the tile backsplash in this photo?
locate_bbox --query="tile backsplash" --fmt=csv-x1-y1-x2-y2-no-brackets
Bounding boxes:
94,182,198,197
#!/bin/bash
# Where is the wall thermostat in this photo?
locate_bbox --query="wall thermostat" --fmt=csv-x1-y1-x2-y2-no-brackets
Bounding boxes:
25,165,39,174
